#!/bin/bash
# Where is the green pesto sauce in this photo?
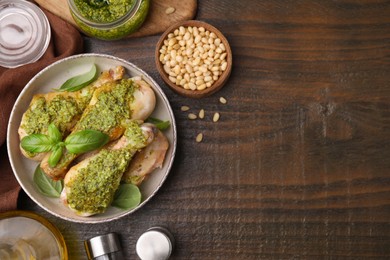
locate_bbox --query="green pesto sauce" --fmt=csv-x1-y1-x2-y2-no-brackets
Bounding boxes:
56,151,78,170
76,79,136,133
22,95,86,135
74,0,134,23
22,97,50,135
67,149,133,213
123,121,147,148
72,0,150,40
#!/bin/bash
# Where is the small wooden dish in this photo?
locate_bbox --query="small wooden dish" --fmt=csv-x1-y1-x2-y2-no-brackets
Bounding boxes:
155,20,232,98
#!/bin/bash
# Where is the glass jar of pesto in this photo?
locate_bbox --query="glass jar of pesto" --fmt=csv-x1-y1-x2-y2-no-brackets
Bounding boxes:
67,0,150,40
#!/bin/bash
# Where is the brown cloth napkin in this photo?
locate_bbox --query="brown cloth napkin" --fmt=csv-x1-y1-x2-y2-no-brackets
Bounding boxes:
0,8,83,212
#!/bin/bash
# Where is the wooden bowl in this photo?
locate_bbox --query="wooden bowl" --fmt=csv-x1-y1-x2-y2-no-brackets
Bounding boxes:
155,20,232,98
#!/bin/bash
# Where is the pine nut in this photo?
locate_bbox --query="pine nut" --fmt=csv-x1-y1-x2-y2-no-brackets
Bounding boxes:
196,79,204,85
194,35,201,44
195,70,202,77
185,64,193,73
200,66,208,73
213,112,220,122
168,38,176,47
219,97,227,104
169,76,176,83
188,113,197,119
199,109,205,119
196,133,203,142
197,83,206,90
179,26,185,35
179,79,186,86
204,76,212,82
169,60,176,67
193,27,199,36
163,64,171,74
221,61,228,71
181,105,190,111
165,7,175,14
189,82,197,90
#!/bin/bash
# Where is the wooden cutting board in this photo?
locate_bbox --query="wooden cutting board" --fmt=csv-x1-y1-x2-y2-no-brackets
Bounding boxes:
35,0,197,38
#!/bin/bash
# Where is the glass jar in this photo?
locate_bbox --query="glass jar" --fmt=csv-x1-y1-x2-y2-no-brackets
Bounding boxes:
67,0,150,40
0,0,51,68
0,211,68,260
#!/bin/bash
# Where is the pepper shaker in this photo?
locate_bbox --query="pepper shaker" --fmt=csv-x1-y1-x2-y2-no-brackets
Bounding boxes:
84,232,124,260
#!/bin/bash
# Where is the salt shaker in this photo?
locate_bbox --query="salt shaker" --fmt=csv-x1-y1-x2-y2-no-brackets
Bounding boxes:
136,226,175,260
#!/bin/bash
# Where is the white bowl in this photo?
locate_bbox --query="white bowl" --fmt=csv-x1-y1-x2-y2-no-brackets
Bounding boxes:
7,54,177,223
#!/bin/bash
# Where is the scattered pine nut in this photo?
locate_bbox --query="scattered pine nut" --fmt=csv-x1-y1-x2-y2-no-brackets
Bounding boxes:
213,112,220,122
196,133,203,142
219,97,227,104
165,7,176,15
188,113,197,120
199,109,205,119
181,105,190,111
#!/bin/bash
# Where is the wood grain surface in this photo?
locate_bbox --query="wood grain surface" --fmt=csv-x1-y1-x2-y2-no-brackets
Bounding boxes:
35,0,197,37
18,0,390,259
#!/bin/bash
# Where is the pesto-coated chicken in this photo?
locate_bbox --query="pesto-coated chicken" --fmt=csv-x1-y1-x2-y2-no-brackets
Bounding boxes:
18,66,125,161
122,129,169,185
61,123,157,216
40,77,156,180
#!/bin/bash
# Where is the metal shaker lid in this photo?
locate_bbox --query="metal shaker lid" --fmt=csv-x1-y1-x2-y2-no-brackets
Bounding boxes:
136,226,174,260
84,232,122,259
0,0,51,68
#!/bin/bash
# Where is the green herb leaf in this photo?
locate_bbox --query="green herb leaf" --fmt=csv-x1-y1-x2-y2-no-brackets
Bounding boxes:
146,117,171,131
33,165,63,198
112,184,141,209
21,134,54,153
47,123,62,143
48,145,63,167
59,64,98,92
65,129,109,154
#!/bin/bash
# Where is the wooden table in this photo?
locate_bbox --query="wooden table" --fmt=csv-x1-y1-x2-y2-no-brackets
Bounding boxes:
18,0,390,258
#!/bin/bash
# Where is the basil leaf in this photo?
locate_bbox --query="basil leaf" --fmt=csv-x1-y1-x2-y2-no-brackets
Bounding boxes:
48,145,63,167
59,64,98,92
48,123,62,143
21,134,54,153
33,165,63,198
112,184,141,210
146,117,170,131
65,129,109,154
